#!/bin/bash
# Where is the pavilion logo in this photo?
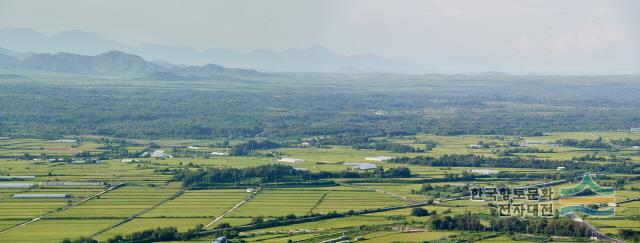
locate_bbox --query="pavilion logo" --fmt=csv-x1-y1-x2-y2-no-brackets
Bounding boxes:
559,174,615,217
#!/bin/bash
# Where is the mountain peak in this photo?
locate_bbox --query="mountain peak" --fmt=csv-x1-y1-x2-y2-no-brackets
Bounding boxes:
97,50,138,58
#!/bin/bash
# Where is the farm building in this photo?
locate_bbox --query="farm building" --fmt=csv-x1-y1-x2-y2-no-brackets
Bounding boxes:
187,146,199,150
0,183,33,189
344,162,377,170
210,152,225,156
121,159,137,163
632,146,640,150
278,158,305,163
39,181,104,187
143,150,173,158
0,175,35,180
11,193,71,199
469,169,498,175
213,236,228,243
55,139,77,143
365,156,394,161
468,144,483,149
557,166,566,171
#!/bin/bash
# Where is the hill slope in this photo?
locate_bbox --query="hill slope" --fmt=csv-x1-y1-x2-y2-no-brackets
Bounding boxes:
6,50,264,78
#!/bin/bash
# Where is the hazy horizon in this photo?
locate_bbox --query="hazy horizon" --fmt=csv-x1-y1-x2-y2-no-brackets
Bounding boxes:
1,0,639,74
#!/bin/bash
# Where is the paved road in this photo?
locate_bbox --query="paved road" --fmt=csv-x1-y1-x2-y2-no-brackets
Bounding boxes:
568,213,625,243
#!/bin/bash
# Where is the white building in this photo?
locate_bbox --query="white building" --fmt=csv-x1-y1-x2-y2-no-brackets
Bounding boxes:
0,183,33,189
150,150,173,158
278,158,305,163
365,156,394,161
39,181,104,187
0,176,35,180
468,169,498,175
12,193,71,198
344,162,377,170
210,152,225,156
557,166,566,171
468,144,483,149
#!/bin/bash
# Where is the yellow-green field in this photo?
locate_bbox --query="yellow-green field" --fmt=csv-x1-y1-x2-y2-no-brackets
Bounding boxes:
0,132,639,242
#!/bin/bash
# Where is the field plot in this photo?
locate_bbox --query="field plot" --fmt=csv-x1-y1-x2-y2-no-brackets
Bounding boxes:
0,188,99,219
0,220,25,231
141,189,248,217
0,159,170,184
44,162,171,184
0,219,119,242
312,190,405,213
359,230,454,242
94,218,210,241
616,201,640,217
50,185,178,218
0,139,79,157
229,189,325,217
587,219,640,234
253,215,398,232
351,183,430,201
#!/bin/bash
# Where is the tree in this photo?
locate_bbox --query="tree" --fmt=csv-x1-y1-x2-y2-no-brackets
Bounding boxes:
410,207,429,217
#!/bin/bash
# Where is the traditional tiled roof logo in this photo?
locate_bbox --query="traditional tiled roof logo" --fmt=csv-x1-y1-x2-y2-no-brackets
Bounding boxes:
559,174,615,216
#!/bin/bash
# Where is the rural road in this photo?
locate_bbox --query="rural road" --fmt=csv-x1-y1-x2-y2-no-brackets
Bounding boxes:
204,188,260,228
204,199,247,228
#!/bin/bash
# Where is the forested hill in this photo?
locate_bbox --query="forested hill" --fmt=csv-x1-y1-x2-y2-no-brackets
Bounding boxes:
0,49,264,79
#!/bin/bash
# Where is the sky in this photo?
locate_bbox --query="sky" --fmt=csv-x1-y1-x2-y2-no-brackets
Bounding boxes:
0,0,638,74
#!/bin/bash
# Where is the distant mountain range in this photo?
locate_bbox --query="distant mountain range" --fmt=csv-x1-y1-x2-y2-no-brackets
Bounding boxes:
0,27,416,73
0,49,265,79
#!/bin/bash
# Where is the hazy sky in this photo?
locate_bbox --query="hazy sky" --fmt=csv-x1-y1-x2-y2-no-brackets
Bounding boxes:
1,0,638,74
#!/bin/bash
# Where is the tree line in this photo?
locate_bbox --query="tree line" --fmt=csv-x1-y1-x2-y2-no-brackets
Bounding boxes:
425,213,593,238
174,164,412,188
389,154,640,174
